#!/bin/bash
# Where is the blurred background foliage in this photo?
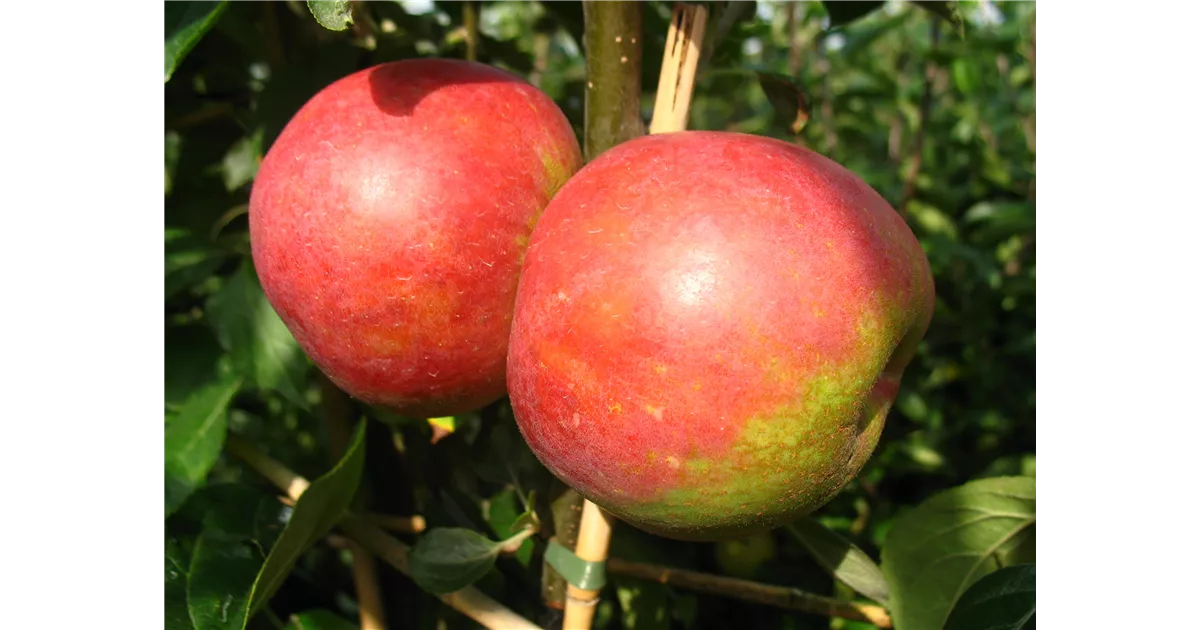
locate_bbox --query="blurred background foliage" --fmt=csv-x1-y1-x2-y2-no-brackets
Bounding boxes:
165,1,1035,629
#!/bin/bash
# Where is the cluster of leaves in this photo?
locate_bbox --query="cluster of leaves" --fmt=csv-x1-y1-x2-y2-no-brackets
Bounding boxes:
165,2,1034,629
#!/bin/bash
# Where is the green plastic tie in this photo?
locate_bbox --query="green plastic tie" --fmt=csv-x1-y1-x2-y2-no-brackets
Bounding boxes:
545,539,607,590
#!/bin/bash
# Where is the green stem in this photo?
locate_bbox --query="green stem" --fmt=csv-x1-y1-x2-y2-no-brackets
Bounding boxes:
463,1,479,63
582,0,645,160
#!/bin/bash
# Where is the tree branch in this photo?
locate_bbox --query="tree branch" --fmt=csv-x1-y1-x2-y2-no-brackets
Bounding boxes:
582,1,645,160
606,557,893,628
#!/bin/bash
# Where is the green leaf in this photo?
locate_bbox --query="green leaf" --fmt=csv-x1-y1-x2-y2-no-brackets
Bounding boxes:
945,565,1035,630
952,58,980,94
409,528,505,594
220,129,264,192
289,610,359,630
166,539,194,630
187,484,291,630
206,263,308,407
483,488,534,566
786,518,890,606
165,324,226,411
881,476,1036,630
912,1,966,37
756,72,810,134
615,575,671,630
166,378,241,517
821,1,884,28
166,228,232,302
244,420,369,617
165,2,230,82
307,1,354,31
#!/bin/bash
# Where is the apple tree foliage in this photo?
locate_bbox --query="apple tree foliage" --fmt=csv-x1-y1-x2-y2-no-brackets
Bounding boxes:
165,2,1035,629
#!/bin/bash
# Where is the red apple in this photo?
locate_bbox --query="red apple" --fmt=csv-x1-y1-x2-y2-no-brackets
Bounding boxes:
507,132,934,540
249,59,582,417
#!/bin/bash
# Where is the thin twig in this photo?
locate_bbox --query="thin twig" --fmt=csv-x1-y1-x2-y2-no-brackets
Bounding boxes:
224,436,541,630
363,512,427,534
322,378,387,630
607,557,893,628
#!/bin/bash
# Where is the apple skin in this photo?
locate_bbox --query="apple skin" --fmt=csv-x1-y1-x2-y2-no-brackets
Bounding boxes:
507,132,933,541
249,59,582,418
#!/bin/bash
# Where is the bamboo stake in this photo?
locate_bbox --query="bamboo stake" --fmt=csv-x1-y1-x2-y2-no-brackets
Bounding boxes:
562,4,708,629
649,3,709,134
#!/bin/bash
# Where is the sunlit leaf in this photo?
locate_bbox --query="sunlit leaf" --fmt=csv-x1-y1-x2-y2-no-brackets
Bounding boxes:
787,518,890,605
166,378,241,517
206,263,308,406
307,1,354,32
881,476,1036,630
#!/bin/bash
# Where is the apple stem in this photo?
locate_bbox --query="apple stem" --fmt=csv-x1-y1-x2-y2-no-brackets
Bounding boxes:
562,4,709,630
223,435,542,630
607,557,894,628
321,378,388,630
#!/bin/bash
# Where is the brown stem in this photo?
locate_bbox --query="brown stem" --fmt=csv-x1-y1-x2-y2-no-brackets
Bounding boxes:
224,436,541,630
606,558,893,628
899,17,942,215
321,378,387,630
582,1,645,160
